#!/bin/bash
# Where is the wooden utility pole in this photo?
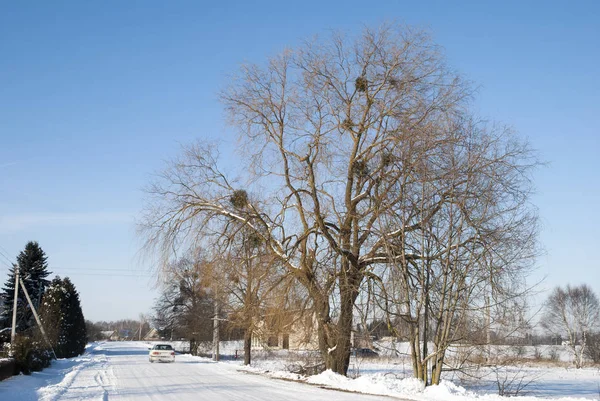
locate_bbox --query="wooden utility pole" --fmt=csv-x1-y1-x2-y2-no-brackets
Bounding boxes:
212,289,220,361
139,313,145,341
19,277,57,359
10,267,19,344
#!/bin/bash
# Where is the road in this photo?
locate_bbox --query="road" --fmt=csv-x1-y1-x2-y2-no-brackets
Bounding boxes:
0,342,395,401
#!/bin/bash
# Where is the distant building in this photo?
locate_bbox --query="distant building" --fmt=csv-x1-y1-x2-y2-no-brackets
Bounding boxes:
251,312,319,351
143,328,161,341
100,330,120,341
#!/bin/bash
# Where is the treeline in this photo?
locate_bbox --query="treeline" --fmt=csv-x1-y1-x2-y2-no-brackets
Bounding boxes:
0,242,87,374
86,318,152,341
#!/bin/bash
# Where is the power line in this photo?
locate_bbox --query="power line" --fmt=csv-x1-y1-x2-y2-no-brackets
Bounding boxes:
0,243,11,253
48,267,153,278
0,252,12,266
51,272,153,277
51,267,149,272
0,256,13,271
48,266,154,277
0,245,14,268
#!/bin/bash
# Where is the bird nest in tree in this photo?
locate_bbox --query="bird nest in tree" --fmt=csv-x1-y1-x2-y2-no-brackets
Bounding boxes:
388,77,401,88
353,160,370,178
341,118,354,131
230,189,248,209
355,76,368,92
381,152,396,167
245,232,263,249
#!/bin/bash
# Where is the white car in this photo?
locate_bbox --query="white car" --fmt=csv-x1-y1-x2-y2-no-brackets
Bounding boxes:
149,344,175,363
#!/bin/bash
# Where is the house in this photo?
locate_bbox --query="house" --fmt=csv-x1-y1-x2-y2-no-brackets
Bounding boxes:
99,330,121,341
100,330,115,341
251,311,319,351
143,328,161,341
250,316,379,352
118,329,133,340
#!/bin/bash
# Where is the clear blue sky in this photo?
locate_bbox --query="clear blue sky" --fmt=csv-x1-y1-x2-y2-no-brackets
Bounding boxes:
0,1,598,322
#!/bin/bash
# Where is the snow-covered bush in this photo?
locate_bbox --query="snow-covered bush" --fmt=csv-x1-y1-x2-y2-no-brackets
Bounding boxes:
10,335,52,375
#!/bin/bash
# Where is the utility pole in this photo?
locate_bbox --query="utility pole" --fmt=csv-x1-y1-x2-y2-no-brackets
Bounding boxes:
212,289,220,361
19,277,57,359
139,313,145,341
10,267,19,344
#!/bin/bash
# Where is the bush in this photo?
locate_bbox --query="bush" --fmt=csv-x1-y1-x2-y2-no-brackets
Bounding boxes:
584,332,600,364
285,351,325,376
9,336,53,375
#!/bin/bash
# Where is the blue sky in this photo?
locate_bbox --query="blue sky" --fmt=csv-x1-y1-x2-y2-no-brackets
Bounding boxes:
0,1,598,322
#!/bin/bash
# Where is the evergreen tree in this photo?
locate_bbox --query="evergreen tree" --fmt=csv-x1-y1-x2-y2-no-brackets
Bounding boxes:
60,277,87,357
37,277,64,350
1,241,51,331
39,276,87,358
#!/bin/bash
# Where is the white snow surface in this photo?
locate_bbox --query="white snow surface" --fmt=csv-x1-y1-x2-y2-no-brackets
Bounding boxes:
1,341,599,401
0,342,388,400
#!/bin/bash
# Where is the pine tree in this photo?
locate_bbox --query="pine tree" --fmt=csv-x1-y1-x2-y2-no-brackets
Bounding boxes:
60,277,87,357
39,276,87,358
1,241,51,331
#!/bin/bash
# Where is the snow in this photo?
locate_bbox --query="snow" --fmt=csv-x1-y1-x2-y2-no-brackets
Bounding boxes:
223,341,600,401
0,342,388,400
0,341,598,401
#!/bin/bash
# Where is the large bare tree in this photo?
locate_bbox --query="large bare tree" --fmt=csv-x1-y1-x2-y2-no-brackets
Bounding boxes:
139,24,538,378
541,284,600,368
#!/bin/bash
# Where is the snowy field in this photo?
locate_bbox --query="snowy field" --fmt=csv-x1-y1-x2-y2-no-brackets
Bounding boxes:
0,341,598,401
197,340,600,400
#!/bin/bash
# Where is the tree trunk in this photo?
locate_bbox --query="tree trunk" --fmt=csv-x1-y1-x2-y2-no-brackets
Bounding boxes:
422,290,430,385
300,260,362,376
431,350,445,385
410,325,427,383
331,282,357,375
190,338,196,356
244,329,252,365
313,296,335,370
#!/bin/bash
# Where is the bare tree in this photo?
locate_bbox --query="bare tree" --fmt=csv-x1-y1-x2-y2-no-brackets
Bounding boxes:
218,229,291,365
139,24,538,379
370,116,538,384
541,284,600,368
152,254,215,347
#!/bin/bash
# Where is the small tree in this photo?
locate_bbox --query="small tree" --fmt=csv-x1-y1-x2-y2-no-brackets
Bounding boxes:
541,284,600,368
217,227,292,365
152,254,215,348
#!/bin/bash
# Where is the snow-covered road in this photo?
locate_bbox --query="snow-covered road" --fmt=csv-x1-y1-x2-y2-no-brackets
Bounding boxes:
0,342,393,401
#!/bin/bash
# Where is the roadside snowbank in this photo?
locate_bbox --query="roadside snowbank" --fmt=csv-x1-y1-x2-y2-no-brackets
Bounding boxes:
305,369,596,401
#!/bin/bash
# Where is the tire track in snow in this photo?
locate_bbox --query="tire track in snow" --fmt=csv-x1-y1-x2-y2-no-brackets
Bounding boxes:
38,354,104,401
94,371,109,401
94,364,118,401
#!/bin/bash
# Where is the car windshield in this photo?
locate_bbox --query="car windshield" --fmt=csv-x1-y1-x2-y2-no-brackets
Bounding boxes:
154,345,173,350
